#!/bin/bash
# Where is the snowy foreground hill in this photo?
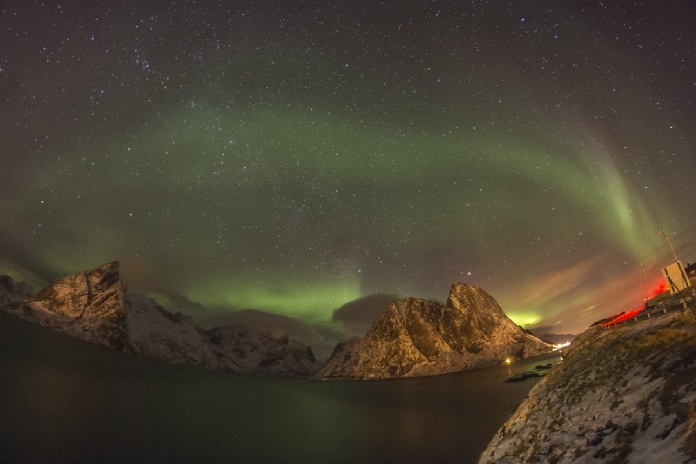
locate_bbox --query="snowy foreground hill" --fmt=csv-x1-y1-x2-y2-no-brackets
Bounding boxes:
1,262,319,377
480,309,696,463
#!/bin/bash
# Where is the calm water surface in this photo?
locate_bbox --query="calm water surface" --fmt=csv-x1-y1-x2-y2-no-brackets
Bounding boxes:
0,312,558,463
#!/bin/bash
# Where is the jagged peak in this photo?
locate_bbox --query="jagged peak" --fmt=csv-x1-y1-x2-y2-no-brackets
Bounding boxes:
447,281,486,301
3,260,319,377
95,260,120,271
317,282,553,381
84,260,120,280
392,297,424,319
33,260,122,302
449,281,474,294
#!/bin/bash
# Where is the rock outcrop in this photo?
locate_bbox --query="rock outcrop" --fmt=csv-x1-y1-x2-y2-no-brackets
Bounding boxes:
315,282,552,380
2,262,319,377
5,262,129,349
480,311,696,463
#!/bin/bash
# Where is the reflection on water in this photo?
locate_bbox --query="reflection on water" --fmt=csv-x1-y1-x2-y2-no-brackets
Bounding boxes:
0,312,558,463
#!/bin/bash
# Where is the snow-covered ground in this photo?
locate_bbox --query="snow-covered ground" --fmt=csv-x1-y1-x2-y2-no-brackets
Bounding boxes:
480,310,696,463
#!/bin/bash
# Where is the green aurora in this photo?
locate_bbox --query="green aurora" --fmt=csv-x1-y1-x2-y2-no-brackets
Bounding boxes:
1,1,694,337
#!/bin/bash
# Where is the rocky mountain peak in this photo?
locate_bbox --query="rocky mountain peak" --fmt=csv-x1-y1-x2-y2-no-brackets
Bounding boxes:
447,281,499,315
316,282,552,381
8,261,128,349
34,260,124,320
447,282,523,344
2,261,318,377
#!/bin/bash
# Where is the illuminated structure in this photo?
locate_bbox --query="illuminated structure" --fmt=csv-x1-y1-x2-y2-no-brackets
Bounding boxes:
662,261,691,294
659,229,692,294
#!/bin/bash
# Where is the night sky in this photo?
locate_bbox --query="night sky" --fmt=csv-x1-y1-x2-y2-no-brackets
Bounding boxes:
2,1,695,344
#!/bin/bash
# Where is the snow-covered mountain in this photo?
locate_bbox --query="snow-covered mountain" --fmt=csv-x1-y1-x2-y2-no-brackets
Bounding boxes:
480,310,696,463
1,261,319,377
315,282,553,381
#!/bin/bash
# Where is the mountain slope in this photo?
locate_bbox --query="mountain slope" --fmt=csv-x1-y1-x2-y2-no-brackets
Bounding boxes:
316,282,552,380
480,311,696,463
2,261,319,377
6,262,129,349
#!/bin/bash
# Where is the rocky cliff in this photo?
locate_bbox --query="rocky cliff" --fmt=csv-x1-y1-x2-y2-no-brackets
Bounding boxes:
2,262,319,377
480,310,696,463
6,262,129,349
315,282,552,380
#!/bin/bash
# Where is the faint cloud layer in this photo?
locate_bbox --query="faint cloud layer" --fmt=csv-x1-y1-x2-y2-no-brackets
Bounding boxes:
332,293,399,338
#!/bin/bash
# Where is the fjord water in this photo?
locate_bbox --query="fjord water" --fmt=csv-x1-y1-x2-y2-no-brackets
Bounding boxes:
0,312,557,463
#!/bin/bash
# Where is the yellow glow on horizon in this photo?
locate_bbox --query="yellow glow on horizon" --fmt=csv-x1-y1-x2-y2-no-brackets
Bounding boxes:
506,311,541,327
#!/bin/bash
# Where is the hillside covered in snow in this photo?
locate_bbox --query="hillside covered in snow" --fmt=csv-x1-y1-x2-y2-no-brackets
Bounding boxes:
480,308,696,463
1,262,319,377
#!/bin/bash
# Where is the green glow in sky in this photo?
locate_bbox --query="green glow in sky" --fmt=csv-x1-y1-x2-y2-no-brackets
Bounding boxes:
506,311,542,328
190,277,363,322
2,1,694,337
10,106,669,325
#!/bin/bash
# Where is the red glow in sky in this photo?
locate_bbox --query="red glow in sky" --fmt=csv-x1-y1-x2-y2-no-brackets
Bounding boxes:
650,281,669,298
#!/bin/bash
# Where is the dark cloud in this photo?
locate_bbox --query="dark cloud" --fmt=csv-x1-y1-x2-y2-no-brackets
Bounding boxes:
200,308,337,361
0,230,62,284
202,308,319,340
119,255,202,312
332,293,399,337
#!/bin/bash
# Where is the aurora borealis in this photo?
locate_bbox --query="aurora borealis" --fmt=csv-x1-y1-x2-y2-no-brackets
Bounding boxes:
1,1,694,341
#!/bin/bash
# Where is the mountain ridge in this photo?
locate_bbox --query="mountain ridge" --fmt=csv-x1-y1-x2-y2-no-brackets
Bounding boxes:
1,261,319,377
316,282,553,381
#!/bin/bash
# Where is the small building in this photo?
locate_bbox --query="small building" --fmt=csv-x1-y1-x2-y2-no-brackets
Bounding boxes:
662,261,691,294
685,262,696,278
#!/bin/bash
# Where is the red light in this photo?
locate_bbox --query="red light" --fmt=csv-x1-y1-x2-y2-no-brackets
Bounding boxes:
653,281,668,297
602,305,645,327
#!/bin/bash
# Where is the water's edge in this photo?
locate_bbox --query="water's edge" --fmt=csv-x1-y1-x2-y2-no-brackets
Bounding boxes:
0,311,557,463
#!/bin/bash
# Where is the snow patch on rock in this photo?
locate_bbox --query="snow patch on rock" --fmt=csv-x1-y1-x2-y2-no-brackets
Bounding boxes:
479,311,696,463
2,261,319,377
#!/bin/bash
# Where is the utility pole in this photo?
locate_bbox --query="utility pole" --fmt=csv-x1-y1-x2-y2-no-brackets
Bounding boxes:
658,229,679,263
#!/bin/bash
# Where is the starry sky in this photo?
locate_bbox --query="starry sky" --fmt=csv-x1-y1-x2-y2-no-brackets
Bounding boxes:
1,1,695,343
